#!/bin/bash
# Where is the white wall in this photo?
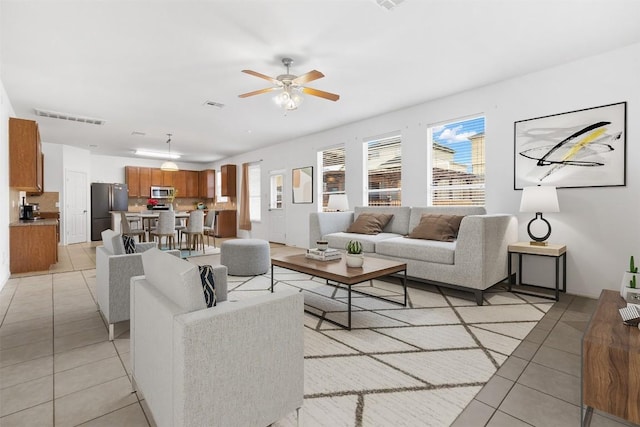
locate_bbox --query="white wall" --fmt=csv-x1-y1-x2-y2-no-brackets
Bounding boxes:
0,78,16,291
216,42,640,298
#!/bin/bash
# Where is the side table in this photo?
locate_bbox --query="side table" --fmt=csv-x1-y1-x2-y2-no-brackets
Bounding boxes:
508,242,567,301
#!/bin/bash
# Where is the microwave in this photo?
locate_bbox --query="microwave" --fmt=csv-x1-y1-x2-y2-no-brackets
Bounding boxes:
150,186,175,199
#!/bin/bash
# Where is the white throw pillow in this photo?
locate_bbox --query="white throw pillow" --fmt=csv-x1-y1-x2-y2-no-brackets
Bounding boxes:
101,229,126,255
141,248,207,312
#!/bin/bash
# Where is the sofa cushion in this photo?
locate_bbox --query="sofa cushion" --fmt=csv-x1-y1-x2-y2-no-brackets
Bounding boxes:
408,206,486,233
141,248,207,313
326,232,402,253
354,206,411,235
346,213,393,235
197,265,217,308
101,229,126,255
408,214,464,242
376,237,456,265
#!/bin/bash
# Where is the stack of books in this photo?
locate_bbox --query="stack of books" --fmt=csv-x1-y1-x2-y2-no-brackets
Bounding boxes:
305,248,342,261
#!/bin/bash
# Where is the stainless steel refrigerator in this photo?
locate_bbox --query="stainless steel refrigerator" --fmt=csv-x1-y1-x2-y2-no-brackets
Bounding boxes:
91,183,129,241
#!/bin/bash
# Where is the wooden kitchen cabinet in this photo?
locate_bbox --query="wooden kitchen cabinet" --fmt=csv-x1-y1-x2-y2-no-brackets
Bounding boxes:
199,169,215,199
173,170,186,197
9,117,44,192
220,164,237,197
162,170,174,186
10,222,58,273
151,168,163,186
125,166,140,197
215,210,237,237
126,167,152,198
186,171,199,198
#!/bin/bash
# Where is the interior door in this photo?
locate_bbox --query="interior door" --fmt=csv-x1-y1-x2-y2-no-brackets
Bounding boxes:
66,170,88,244
268,171,286,244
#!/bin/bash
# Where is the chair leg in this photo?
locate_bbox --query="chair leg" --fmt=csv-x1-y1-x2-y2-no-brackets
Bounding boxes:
296,407,301,427
109,324,114,341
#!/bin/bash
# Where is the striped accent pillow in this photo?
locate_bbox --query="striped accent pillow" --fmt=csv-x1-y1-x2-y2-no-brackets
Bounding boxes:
197,265,217,308
122,235,136,254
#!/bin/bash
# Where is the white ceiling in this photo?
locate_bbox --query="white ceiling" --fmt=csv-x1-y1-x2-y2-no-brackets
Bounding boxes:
2,0,640,163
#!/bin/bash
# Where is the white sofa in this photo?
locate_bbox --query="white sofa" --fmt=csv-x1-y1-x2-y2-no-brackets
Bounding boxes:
130,248,304,427
96,229,180,340
310,206,517,305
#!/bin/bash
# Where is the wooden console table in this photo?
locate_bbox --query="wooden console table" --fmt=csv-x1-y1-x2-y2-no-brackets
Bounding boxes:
582,289,640,426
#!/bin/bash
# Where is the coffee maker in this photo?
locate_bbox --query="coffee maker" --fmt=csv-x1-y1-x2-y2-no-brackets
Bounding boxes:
20,197,34,220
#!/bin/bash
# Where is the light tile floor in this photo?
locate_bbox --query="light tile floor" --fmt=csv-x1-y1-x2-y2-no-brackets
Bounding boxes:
1,242,639,426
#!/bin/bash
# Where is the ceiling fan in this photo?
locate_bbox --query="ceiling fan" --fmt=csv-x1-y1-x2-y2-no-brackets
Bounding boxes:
239,58,340,110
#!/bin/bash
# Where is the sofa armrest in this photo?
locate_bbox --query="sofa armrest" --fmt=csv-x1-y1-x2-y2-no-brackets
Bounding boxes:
130,277,187,426
97,246,145,323
309,211,354,248
455,214,518,288
136,242,157,252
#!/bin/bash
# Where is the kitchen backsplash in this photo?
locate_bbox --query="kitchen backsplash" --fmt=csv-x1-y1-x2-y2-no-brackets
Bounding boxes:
26,192,60,212
127,197,236,212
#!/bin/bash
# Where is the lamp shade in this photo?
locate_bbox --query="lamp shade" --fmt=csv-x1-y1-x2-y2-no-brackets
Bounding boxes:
160,161,179,172
520,186,559,213
327,194,349,211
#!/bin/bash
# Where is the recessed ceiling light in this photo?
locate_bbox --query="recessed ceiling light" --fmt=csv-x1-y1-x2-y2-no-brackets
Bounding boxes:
131,131,146,136
89,144,98,148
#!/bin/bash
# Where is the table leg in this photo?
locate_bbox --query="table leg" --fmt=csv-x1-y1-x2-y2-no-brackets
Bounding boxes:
555,256,560,301
563,253,567,292
403,269,407,306
348,285,352,330
508,252,513,291
518,253,523,285
270,264,274,293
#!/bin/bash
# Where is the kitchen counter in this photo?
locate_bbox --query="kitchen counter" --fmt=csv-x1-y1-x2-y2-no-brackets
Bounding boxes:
10,218,58,227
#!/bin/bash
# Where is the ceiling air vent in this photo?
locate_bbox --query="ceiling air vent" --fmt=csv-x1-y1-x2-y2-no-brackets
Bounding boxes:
375,0,405,10
203,100,225,108
34,108,106,125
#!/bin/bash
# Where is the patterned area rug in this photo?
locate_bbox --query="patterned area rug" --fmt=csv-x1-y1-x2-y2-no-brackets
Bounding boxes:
225,267,553,427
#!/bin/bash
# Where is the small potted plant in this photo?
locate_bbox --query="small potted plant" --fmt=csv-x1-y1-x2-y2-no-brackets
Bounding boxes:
345,240,364,268
621,255,640,301
146,198,159,210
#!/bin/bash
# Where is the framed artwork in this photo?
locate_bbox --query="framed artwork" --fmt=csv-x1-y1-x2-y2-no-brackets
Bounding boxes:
514,102,626,189
292,166,313,203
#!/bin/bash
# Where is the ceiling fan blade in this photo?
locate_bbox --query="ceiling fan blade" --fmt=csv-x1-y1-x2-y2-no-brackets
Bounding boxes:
241,70,279,84
293,70,324,85
238,87,279,98
301,87,340,102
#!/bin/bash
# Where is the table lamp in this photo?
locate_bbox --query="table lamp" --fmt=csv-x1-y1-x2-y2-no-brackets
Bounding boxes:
519,186,559,246
327,194,349,212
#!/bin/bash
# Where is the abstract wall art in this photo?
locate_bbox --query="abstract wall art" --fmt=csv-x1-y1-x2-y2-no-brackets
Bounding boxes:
514,102,626,189
292,166,313,203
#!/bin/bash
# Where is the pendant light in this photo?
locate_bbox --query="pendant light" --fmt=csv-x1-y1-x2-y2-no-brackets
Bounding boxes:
160,133,179,171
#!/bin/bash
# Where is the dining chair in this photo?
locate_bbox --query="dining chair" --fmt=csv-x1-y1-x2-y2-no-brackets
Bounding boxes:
203,210,216,248
120,211,146,242
150,211,176,249
182,210,205,255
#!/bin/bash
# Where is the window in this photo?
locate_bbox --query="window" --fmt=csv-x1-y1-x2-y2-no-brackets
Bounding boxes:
365,135,401,206
248,163,261,221
270,172,284,209
318,146,345,211
216,170,228,203
429,116,485,205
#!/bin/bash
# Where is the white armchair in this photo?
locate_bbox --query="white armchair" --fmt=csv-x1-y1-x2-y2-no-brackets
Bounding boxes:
96,229,178,340
130,248,303,427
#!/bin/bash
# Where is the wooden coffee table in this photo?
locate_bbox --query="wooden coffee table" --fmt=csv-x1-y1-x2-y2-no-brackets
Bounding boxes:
270,253,407,329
